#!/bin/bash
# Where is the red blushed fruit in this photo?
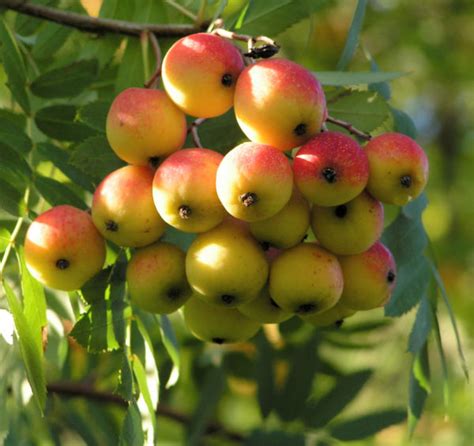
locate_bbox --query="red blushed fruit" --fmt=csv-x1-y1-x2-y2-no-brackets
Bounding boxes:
338,241,397,311
106,88,187,166
153,148,225,233
364,132,429,206
162,33,244,118
234,59,327,151
293,131,369,206
216,142,293,222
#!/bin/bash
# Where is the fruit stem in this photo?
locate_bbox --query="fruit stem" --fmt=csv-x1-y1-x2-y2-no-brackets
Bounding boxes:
326,115,372,141
212,28,280,58
187,118,206,148
144,32,162,89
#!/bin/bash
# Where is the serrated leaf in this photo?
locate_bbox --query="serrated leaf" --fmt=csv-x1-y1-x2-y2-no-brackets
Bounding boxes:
80,267,112,304
245,430,305,446
119,402,144,446
303,369,372,428
329,409,406,441
69,301,108,353
159,315,180,388
116,352,136,402
2,281,46,413
0,179,26,216
69,135,125,182
36,142,95,193
31,59,99,98
31,22,72,59
384,255,431,317
35,105,97,142
0,142,32,191
255,332,275,419
275,334,319,421
391,107,417,138
0,121,32,155
186,366,225,446
0,19,30,113
34,175,87,209
236,0,329,37
77,101,111,133
315,71,406,86
18,248,47,340
115,39,145,92
408,294,433,354
336,0,367,70
327,91,390,133
408,345,430,436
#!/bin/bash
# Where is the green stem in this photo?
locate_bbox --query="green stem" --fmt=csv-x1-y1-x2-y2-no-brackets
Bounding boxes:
165,0,198,22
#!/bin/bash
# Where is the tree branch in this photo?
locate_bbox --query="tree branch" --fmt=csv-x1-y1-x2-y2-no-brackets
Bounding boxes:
187,118,206,148
0,0,205,37
325,115,372,141
46,382,244,442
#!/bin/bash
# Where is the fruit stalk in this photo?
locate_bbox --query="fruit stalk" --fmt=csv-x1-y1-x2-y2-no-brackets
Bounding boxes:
326,115,372,141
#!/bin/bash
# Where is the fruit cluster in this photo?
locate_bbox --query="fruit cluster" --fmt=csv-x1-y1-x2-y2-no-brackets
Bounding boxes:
24,32,429,344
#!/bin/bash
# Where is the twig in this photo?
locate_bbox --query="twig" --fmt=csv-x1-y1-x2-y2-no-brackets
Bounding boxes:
325,115,372,141
144,33,162,89
165,0,198,22
212,28,277,50
187,118,206,148
46,382,244,442
0,0,205,37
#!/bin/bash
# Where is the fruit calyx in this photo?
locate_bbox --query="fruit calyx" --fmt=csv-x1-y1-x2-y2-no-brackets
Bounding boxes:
293,123,307,136
334,204,348,218
221,294,236,305
56,258,70,270
322,167,337,183
105,220,119,232
221,73,234,87
240,192,258,207
178,205,192,219
400,175,412,188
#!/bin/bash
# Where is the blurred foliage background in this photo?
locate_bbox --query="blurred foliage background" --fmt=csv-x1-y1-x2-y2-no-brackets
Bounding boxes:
0,0,472,445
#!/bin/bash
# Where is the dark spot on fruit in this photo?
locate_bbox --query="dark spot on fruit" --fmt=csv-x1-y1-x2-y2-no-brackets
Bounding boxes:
221,73,233,87
322,167,337,183
119,120,124,127
296,303,317,314
178,205,192,219
335,319,344,328
260,241,271,251
335,204,347,218
240,192,258,207
293,123,307,136
212,337,225,344
269,298,280,309
105,220,119,232
400,175,412,188
56,258,70,270
167,288,182,300
387,270,396,283
148,156,160,168
221,294,235,305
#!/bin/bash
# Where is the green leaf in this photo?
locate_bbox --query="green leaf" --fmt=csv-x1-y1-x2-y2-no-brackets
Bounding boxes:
34,175,87,209
80,267,112,304
18,248,47,339
35,105,97,142
408,345,430,436
384,255,431,317
303,369,373,428
76,101,111,133
30,59,99,98
162,227,197,252
236,0,329,37
391,107,417,138
275,334,319,421
0,19,30,113
198,109,246,154
254,332,275,419
315,71,406,86
186,366,225,446
132,356,158,436
2,280,46,413
0,228,10,253
0,142,32,191
329,409,406,441
0,121,33,155
327,91,390,134
245,430,305,446
31,22,72,59
119,402,144,446
159,315,180,388
36,142,95,193
0,108,26,128
115,39,145,93
339,319,391,333
116,352,136,402
336,0,368,70
0,179,26,216
408,294,433,354
69,135,126,182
